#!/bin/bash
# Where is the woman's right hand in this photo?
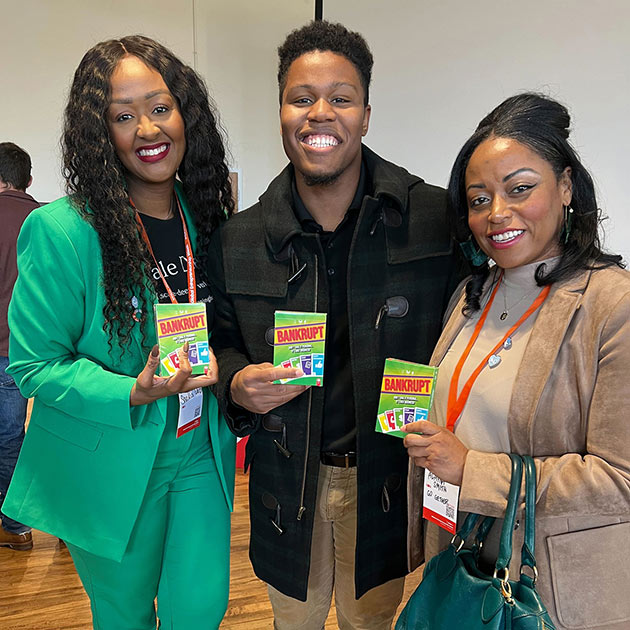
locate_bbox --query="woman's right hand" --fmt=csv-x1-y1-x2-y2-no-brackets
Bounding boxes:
402,420,469,486
130,343,218,406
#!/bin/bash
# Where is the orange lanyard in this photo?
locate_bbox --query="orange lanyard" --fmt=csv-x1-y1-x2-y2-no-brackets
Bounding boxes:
446,273,551,432
133,195,197,304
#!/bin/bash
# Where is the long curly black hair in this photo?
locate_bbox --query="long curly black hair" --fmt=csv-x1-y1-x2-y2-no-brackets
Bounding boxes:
447,92,623,315
62,35,234,353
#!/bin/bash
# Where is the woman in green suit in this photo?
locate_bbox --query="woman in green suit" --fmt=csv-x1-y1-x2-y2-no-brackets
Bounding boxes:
4,36,236,629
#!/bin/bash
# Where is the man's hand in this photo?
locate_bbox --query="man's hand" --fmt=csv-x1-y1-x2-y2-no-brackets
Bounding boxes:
230,363,308,414
130,343,218,406
402,420,469,486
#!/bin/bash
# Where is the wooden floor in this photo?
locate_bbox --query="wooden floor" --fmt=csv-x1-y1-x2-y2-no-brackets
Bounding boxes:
1,471,422,629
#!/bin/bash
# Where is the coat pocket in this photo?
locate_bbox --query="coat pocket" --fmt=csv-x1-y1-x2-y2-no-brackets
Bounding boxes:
546,521,630,629
36,412,103,452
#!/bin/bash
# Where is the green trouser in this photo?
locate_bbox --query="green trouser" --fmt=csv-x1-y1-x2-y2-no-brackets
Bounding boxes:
67,397,231,630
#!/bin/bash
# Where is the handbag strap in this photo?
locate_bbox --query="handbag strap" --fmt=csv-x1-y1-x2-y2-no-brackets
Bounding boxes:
452,513,496,556
473,515,496,546
520,454,537,579
495,453,523,572
454,512,481,544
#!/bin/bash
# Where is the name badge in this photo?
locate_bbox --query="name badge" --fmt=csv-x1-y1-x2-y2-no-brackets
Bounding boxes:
422,469,460,534
177,387,203,438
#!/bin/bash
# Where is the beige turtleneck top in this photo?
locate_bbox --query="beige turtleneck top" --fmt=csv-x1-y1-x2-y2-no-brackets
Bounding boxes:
433,258,557,451
426,259,557,563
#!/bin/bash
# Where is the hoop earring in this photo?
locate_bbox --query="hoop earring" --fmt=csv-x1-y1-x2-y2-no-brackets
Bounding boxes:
459,237,488,267
562,204,574,244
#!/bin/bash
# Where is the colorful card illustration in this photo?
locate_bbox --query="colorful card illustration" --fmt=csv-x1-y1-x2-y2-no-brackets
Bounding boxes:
300,354,313,376
155,303,210,376
375,358,438,438
273,311,327,386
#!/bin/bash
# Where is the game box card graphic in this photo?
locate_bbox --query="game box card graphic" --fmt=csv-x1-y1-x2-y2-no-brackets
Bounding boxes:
273,311,327,386
154,303,209,376
376,359,438,438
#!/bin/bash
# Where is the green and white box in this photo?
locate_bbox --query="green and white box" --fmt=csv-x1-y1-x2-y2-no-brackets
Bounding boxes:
376,358,438,438
273,311,327,386
154,303,210,376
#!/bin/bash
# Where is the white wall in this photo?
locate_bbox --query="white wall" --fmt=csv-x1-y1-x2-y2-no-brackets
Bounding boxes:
0,0,194,203
195,0,314,209
325,0,630,258
0,0,313,207
2,0,629,256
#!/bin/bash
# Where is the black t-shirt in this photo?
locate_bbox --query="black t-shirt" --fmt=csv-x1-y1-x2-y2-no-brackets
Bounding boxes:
139,213,214,322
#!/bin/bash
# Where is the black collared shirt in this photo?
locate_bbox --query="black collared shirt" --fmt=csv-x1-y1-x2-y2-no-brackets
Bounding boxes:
291,163,369,455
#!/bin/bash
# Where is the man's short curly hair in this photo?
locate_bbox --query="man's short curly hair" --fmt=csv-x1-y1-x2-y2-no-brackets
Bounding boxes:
277,20,373,105
0,142,31,191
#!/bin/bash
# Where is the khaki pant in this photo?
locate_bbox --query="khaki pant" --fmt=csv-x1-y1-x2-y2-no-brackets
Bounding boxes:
269,464,404,630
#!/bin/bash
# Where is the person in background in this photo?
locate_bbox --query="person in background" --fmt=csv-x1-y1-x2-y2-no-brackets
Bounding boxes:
404,92,630,630
0,142,39,551
208,20,465,630
3,36,235,630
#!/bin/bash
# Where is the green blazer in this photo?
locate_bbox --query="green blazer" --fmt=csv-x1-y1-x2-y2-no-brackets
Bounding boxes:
4,185,235,562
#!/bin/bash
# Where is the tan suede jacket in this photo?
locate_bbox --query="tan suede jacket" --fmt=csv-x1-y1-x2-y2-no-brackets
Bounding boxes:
407,266,630,630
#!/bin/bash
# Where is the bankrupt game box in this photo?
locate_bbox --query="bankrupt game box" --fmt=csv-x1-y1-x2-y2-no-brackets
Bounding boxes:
273,311,327,386
154,303,210,376
376,358,438,438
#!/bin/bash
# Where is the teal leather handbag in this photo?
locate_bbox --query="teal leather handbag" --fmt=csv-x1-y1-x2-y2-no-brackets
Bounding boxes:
396,454,555,629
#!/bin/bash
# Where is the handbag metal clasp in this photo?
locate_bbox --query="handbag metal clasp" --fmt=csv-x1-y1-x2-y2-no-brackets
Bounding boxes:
493,567,514,604
450,533,465,553
519,563,539,586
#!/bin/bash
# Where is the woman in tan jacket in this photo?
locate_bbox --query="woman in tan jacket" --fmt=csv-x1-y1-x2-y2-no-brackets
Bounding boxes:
403,93,630,630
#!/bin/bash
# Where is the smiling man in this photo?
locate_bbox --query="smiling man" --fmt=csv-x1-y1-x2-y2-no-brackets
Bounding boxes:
208,21,465,629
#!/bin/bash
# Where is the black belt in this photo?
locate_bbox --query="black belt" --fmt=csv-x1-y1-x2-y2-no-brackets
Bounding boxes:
320,452,357,468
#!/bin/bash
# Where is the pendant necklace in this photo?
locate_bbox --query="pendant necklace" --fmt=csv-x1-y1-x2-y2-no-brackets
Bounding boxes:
491,277,539,366
500,280,539,321
445,275,551,431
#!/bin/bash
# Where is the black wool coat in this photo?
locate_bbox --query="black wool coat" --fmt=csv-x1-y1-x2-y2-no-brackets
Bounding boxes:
208,146,466,600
